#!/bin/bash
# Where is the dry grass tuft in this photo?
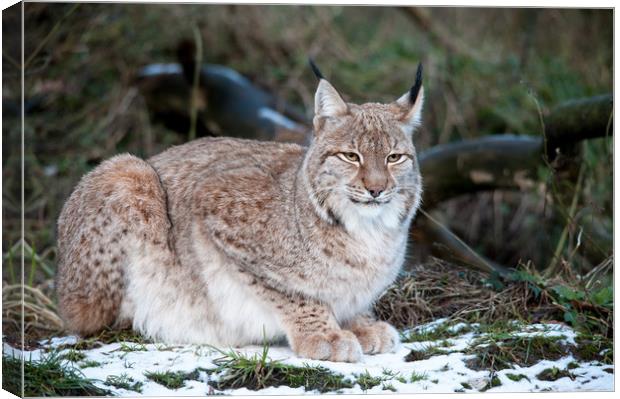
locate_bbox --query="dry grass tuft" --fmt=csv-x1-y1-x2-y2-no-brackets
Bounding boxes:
374,257,557,329
2,282,65,345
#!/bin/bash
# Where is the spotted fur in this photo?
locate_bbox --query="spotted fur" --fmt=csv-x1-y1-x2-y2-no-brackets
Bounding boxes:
56,71,424,362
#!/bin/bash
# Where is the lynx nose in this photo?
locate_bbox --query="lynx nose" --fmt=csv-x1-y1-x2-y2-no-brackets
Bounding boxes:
362,165,388,199
367,188,383,198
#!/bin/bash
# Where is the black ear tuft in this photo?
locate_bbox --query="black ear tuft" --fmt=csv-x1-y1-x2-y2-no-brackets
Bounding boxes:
308,58,325,81
177,39,197,83
408,62,423,105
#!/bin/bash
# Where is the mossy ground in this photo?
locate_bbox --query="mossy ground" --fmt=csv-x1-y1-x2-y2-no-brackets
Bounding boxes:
465,334,570,371
464,329,613,373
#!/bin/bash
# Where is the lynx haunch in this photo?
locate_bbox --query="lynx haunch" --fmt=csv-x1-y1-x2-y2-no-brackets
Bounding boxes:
56,63,424,362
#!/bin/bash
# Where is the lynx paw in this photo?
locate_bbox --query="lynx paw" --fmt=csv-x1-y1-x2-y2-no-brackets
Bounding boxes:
351,321,400,354
293,329,363,362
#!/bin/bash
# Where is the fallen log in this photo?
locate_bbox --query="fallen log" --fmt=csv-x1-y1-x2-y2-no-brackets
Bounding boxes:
419,135,542,208
545,94,613,156
136,63,310,144
418,93,612,207
415,94,612,274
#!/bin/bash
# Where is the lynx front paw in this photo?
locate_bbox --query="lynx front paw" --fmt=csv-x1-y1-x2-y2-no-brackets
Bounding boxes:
350,321,400,355
293,329,363,362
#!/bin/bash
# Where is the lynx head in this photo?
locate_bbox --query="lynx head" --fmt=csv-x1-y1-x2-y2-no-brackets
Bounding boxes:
302,61,424,233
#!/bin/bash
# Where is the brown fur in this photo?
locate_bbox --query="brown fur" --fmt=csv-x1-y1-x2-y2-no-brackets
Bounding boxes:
56,74,424,362
56,154,170,334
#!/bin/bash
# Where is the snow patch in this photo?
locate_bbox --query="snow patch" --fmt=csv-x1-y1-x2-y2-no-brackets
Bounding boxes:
4,321,613,395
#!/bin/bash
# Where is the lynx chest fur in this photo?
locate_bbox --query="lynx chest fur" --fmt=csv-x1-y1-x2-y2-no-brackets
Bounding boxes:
56,62,425,362
150,138,415,324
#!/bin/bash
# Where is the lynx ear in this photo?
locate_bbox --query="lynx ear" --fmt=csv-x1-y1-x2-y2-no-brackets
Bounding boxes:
314,79,348,118
396,63,424,134
310,58,348,122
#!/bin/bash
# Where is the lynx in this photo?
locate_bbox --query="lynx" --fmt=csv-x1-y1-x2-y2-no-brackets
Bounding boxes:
56,62,424,362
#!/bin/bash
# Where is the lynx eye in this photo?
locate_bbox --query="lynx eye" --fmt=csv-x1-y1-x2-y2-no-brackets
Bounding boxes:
387,154,404,164
338,152,361,163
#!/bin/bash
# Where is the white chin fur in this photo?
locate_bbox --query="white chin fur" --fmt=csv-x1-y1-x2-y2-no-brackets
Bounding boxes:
331,195,402,235
352,202,385,218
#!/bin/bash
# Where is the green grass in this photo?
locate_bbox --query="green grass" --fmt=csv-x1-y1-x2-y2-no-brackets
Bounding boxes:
480,375,502,391
144,369,203,390
79,360,103,368
402,321,472,343
54,328,151,352
59,349,87,363
404,344,453,362
476,320,523,335
2,353,110,397
381,368,408,384
354,370,391,391
105,373,144,392
465,329,613,374
506,373,530,382
381,382,397,392
536,367,576,381
208,344,353,393
574,334,613,364
481,265,613,338
118,342,148,352
409,371,427,383
465,334,568,371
